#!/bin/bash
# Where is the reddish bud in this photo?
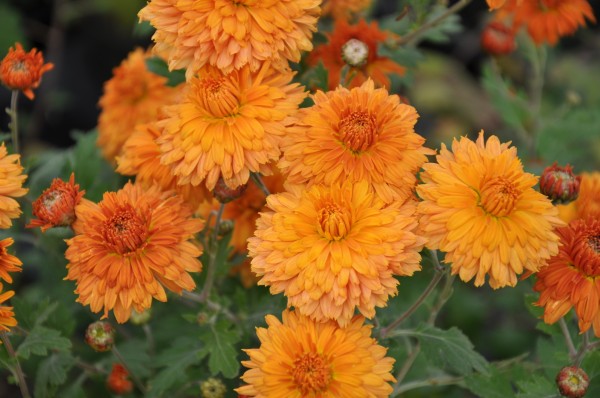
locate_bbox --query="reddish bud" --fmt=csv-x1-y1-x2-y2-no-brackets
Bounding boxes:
212,178,247,203
85,321,115,352
556,366,589,398
0,42,54,100
27,173,85,232
107,363,133,395
481,21,516,55
540,163,581,204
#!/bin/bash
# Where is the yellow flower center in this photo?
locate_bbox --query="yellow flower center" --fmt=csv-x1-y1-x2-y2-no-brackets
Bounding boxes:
102,205,148,254
291,353,332,395
338,110,378,153
196,77,239,118
479,176,519,217
317,202,351,241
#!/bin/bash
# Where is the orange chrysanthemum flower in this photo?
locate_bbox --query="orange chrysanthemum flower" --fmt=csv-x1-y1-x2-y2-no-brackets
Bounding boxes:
534,218,600,336
107,363,133,395
0,290,17,335
486,0,507,10
65,182,204,323
0,238,22,284
158,62,305,191
116,122,209,211
27,173,85,232
309,19,405,90
139,0,321,77
97,48,179,162
417,131,563,289
237,310,395,398
322,0,371,20
557,172,600,224
510,0,595,45
0,42,53,100
0,143,28,229
249,180,425,326
280,80,433,205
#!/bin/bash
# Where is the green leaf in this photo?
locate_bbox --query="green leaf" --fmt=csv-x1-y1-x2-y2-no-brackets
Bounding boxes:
465,361,531,398
0,4,26,52
147,337,207,398
145,57,185,87
417,5,463,44
114,340,152,379
34,352,76,398
515,374,558,398
199,320,241,378
16,326,72,360
398,326,489,376
300,62,329,93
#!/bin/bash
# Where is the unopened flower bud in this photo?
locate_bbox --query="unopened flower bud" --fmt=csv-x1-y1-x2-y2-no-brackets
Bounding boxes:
107,363,133,395
556,366,589,398
200,377,226,398
341,39,369,67
85,321,115,352
27,173,85,232
540,163,581,204
212,178,247,203
481,21,516,56
218,219,234,236
130,308,151,325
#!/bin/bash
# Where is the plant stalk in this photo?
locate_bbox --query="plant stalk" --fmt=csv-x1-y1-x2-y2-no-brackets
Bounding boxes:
1,332,30,398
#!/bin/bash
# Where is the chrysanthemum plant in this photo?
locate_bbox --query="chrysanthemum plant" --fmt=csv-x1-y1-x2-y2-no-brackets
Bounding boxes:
0,0,599,397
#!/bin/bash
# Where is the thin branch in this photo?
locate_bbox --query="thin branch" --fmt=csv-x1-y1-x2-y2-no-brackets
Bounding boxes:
8,90,19,154
199,203,226,301
395,341,421,387
1,332,31,398
394,375,463,395
181,291,239,323
395,0,473,46
112,345,146,394
250,173,270,197
559,318,577,358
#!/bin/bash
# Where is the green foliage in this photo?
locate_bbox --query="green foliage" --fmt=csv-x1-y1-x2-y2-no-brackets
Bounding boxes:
34,352,76,398
199,320,241,379
145,57,186,87
300,62,329,93
16,326,72,360
0,4,25,52
515,375,558,398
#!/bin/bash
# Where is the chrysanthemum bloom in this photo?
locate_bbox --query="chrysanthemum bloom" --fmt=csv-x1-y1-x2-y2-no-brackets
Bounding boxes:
238,310,394,397
97,48,179,162
417,131,563,289
481,20,516,55
107,364,133,395
280,79,433,205
64,182,204,323
510,0,595,45
249,180,425,326
0,238,22,284
139,0,321,77
557,172,600,224
27,173,85,232
116,122,209,211
322,0,371,21
158,62,305,191
0,290,16,335
0,143,28,229
0,42,53,100
534,218,600,336
486,0,508,10
309,19,405,89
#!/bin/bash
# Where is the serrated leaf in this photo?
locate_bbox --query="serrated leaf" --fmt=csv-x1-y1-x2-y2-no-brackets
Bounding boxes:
147,337,206,398
515,375,558,398
199,321,241,378
465,362,530,398
114,340,151,379
16,326,71,360
13,297,57,331
300,62,329,93
34,352,76,398
396,326,489,376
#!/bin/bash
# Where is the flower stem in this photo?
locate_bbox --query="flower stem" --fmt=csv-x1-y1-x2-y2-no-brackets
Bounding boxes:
250,173,270,197
199,203,225,302
380,255,444,338
8,90,20,154
112,345,146,394
396,0,473,46
559,317,577,358
1,332,31,398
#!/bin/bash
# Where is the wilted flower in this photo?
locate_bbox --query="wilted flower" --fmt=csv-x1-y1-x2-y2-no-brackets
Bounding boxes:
27,173,85,232
0,42,53,99
417,132,563,288
237,310,395,397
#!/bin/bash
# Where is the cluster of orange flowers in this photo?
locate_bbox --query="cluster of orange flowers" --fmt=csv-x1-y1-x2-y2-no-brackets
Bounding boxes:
483,0,596,54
